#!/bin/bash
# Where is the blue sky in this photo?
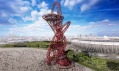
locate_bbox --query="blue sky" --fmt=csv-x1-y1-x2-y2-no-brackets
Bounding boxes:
0,0,119,37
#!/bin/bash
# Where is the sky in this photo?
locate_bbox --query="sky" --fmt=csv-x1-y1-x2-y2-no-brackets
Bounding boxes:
0,0,119,37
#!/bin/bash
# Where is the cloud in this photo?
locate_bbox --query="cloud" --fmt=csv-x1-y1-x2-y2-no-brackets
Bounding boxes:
61,0,99,12
22,1,51,22
8,10,119,38
9,21,53,37
21,1,31,13
80,0,99,12
89,19,118,26
80,4,90,12
66,19,119,36
8,1,82,37
0,0,30,25
8,1,52,37
102,19,109,22
32,0,36,6
9,16,54,37
38,1,48,9
2,0,118,37
61,0,83,10
8,18,17,24
7,1,118,37
31,10,40,20
0,12,8,17
20,6,32,13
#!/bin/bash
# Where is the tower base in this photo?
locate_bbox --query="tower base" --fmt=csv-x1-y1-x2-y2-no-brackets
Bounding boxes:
56,54,72,69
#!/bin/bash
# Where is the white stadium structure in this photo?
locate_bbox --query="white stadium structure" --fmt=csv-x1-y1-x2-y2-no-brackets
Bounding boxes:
72,40,119,54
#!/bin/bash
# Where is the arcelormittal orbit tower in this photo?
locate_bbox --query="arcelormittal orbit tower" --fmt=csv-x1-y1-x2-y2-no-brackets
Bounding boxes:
42,1,72,68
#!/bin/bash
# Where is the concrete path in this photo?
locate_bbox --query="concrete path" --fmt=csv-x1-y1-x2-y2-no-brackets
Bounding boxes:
0,48,94,71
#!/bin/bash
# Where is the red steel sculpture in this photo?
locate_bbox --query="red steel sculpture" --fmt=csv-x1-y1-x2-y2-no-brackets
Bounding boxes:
42,1,72,68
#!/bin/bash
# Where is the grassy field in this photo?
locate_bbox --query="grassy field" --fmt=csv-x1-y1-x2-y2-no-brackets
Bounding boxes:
0,41,71,48
0,41,50,48
67,50,119,71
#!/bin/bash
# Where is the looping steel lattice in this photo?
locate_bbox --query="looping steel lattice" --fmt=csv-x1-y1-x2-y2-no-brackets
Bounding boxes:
42,1,72,68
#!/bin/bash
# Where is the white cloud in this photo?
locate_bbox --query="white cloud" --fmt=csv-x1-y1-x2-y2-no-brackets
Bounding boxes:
32,0,36,6
38,1,48,9
9,20,53,37
22,1,51,21
31,10,40,20
1,12,8,17
22,17,33,21
61,0,99,12
66,19,119,36
9,1,53,37
89,0,99,5
9,0,23,14
20,7,29,12
22,8,51,21
8,18,17,24
80,0,99,12
88,19,114,27
0,0,25,17
9,15,119,37
7,0,117,37
20,1,31,13
61,0,83,10
81,4,90,12
102,19,109,22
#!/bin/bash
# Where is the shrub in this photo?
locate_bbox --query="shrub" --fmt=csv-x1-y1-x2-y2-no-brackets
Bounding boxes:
107,61,119,71
67,50,115,71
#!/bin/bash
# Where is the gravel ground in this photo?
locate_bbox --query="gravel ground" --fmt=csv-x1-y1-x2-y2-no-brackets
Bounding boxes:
0,48,94,71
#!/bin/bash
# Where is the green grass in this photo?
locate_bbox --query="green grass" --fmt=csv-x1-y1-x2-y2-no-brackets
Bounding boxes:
0,41,71,49
67,50,119,71
0,41,50,48
0,44,14,48
26,41,49,48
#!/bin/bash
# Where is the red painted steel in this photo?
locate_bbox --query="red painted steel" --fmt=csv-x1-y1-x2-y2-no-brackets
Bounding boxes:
42,1,72,68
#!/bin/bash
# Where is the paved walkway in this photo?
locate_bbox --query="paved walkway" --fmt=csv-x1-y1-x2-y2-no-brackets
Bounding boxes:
0,48,94,71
